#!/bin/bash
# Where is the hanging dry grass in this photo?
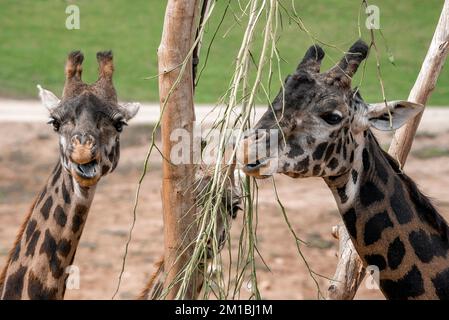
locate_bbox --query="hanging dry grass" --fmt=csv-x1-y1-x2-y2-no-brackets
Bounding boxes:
115,0,399,300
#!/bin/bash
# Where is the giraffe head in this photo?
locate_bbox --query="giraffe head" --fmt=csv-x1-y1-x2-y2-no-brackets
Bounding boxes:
37,51,140,187
240,40,423,179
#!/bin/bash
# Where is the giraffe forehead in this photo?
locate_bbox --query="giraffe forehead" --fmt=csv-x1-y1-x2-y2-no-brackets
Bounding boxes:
52,92,120,123
288,90,350,118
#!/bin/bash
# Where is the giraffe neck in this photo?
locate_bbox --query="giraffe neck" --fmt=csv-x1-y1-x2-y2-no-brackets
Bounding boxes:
325,131,449,300
0,162,96,299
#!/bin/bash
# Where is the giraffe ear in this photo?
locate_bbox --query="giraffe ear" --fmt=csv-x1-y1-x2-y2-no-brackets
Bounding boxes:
37,85,60,110
367,100,424,131
120,102,140,121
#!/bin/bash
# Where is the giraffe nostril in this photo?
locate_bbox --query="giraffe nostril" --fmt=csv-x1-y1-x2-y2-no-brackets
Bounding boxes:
71,135,80,145
71,134,96,147
70,136,98,165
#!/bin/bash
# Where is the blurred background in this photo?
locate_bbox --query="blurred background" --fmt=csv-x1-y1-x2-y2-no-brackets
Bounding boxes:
0,0,447,104
0,0,448,300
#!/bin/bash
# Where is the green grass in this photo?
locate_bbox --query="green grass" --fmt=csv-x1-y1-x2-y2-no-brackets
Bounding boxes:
0,0,447,105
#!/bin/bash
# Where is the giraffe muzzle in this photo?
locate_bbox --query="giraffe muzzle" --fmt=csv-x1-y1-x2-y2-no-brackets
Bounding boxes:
238,134,274,179
70,158,101,187
74,159,98,179
241,158,272,179
70,134,98,165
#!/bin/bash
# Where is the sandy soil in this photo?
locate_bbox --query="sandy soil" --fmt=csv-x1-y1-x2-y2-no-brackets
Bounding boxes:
0,120,448,300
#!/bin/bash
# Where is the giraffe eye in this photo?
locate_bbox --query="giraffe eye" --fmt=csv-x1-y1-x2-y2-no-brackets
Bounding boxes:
47,117,60,132
114,120,127,132
320,112,342,125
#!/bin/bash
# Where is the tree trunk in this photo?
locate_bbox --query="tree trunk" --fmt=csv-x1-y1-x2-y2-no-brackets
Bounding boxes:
158,0,200,300
328,225,366,300
388,0,449,163
328,0,449,300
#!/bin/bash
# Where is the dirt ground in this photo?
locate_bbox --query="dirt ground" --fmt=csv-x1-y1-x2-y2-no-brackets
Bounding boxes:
1,120,449,300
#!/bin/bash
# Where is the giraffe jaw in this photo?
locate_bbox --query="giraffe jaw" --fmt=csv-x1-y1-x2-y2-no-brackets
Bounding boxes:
70,159,101,187
242,158,273,179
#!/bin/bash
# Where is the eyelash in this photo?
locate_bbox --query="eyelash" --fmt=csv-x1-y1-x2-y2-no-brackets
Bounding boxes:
320,112,342,125
47,117,61,131
114,120,127,132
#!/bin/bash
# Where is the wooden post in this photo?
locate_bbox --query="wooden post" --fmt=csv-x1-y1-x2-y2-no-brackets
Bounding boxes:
158,0,200,299
389,0,449,163
327,225,366,300
328,0,449,300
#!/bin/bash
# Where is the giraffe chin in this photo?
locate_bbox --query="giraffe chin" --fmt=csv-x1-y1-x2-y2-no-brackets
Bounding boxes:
284,172,302,178
71,169,100,187
241,165,272,179
69,158,101,187
247,173,271,179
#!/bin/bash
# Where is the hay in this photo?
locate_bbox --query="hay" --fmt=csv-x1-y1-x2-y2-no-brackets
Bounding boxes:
127,0,393,300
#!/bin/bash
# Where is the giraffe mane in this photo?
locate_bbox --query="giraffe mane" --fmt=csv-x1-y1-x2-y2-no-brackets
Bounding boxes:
137,256,164,300
375,136,449,241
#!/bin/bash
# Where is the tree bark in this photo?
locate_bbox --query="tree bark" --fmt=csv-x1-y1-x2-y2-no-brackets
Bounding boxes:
158,0,200,299
328,225,366,300
328,0,449,300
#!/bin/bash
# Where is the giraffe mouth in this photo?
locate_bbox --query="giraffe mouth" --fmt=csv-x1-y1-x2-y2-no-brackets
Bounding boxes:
72,159,99,180
242,158,272,179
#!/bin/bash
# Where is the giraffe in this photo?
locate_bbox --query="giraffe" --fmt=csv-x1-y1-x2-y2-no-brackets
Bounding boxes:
239,39,449,300
139,165,242,299
0,50,140,299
